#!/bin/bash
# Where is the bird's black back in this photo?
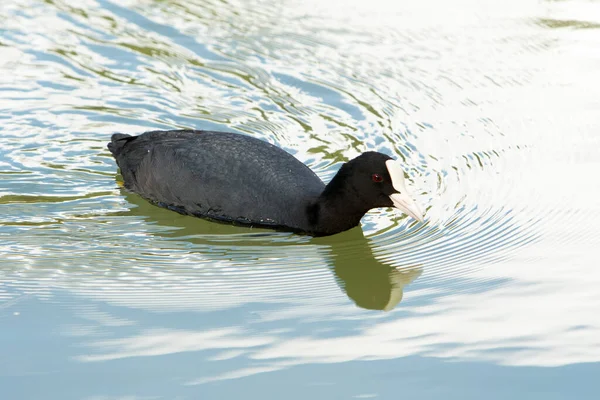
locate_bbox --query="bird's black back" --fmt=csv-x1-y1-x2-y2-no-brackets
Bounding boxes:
109,130,326,230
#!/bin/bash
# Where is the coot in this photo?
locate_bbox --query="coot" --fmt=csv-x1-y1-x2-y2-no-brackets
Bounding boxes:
108,130,424,236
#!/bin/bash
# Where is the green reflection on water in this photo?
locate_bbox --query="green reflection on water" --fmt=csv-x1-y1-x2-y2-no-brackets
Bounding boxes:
118,188,421,311
0,191,115,205
537,18,600,30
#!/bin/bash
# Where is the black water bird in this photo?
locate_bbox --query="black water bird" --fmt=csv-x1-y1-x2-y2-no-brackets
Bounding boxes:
108,130,424,236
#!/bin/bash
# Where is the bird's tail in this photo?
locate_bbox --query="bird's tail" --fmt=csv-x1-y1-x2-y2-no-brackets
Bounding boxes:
107,133,134,157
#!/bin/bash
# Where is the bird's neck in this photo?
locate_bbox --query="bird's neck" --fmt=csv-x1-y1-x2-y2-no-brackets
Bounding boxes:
307,175,369,236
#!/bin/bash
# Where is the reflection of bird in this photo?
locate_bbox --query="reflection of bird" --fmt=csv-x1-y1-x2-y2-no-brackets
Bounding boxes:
116,190,423,311
334,262,422,311
324,229,422,311
108,130,424,236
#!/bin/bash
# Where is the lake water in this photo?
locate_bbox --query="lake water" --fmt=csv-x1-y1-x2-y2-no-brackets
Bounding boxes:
1,0,600,398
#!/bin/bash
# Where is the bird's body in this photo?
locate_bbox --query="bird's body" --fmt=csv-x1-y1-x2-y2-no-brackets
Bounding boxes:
108,130,423,236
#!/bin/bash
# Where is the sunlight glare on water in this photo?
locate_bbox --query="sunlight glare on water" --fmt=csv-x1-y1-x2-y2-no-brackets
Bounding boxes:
1,0,600,398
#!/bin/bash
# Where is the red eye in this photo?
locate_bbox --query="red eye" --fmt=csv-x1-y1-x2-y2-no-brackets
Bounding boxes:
372,174,383,183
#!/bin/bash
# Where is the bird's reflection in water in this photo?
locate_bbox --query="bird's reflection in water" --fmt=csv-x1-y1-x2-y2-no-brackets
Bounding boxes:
321,229,422,311
117,189,422,311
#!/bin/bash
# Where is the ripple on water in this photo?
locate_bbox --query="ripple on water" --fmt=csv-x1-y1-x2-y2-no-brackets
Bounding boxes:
0,5,538,318
0,0,599,331
1,8,600,400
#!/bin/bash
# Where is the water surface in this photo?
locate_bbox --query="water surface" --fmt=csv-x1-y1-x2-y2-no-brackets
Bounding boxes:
1,0,600,398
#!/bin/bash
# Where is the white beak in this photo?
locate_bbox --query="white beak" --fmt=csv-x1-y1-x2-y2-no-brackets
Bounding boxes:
385,160,425,223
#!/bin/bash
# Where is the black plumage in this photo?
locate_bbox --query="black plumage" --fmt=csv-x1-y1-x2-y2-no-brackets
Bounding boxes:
108,130,420,236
